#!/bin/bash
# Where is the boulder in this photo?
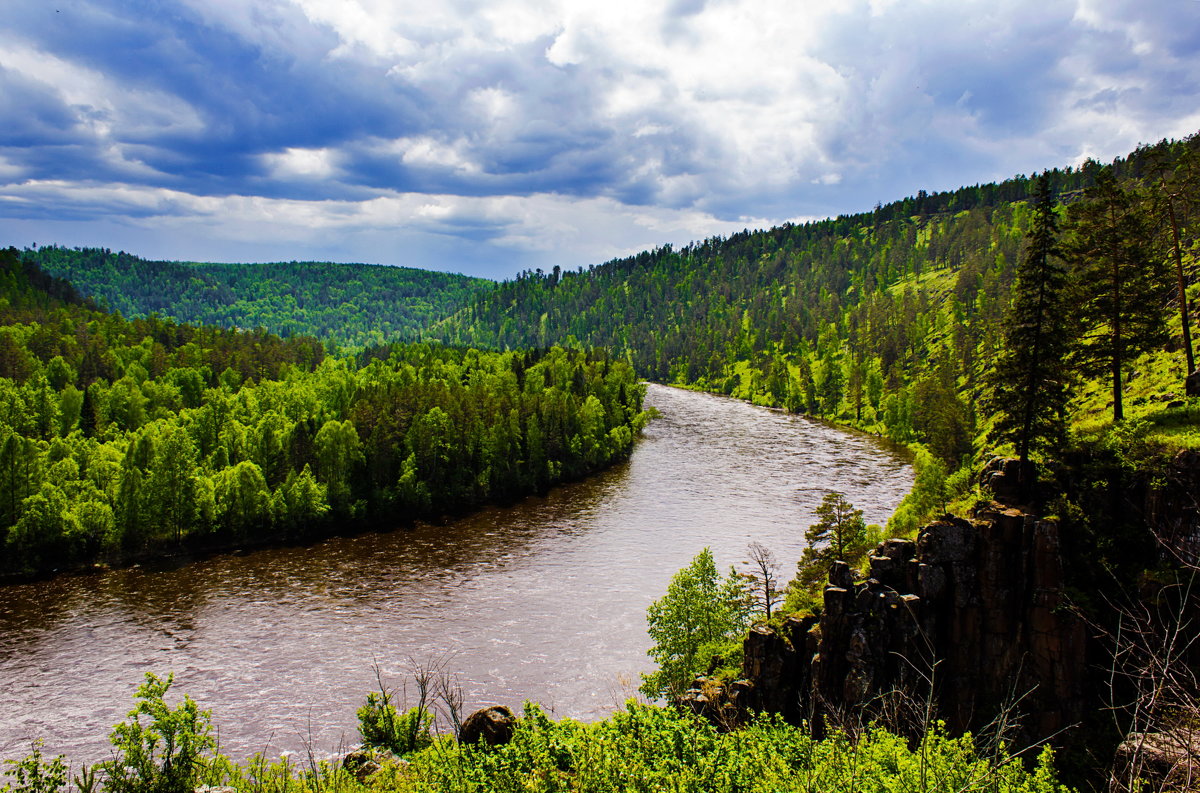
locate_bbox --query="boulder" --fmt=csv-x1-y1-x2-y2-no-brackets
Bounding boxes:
459,705,516,746
1112,731,1200,792
341,749,382,781
979,457,1038,506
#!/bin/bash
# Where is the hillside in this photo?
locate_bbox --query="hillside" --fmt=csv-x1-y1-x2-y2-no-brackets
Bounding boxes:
21,248,490,351
428,136,1200,517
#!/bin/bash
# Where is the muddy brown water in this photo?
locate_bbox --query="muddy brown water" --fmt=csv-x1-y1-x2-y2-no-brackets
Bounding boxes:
0,385,912,764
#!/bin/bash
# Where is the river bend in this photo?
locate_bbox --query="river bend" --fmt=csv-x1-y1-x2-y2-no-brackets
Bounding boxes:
0,385,912,763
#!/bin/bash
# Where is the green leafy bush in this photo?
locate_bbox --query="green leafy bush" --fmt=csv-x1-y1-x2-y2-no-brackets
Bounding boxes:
1,741,67,793
408,702,1072,793
356,691,433,756
101,673,215,793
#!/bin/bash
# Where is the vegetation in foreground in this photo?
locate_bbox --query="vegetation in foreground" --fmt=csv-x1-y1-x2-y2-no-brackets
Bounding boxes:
1,672,1071,793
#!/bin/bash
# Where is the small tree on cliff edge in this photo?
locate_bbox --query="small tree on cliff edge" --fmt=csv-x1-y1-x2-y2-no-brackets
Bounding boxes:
641,548,748,700
790,492,870,597
985,172,1073,463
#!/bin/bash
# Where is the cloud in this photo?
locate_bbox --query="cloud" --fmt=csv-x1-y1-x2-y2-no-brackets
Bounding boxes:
0,178,781,275
1,0,1199,277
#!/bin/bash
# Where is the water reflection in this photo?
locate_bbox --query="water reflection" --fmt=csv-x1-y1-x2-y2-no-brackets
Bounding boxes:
0,385,911,764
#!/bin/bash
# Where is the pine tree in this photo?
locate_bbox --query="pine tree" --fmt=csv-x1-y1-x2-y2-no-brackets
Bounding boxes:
1067,168,1169,422
791,492,869,594
1148,147,1197,379
985,173,1072,462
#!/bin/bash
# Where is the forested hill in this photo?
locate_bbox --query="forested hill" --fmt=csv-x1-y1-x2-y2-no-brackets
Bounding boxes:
21,248,489,351
432,138,1190,374
428,135,1200,532
0,248,648,577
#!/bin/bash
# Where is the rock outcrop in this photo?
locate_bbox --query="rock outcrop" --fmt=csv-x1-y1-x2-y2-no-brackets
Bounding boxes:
695,472,1088,747
678,451,1200,768
1112,731,1200,792
1146,448,1200,565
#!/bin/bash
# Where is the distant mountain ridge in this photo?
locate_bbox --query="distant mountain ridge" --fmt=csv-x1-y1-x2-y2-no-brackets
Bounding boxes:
21,248,490,351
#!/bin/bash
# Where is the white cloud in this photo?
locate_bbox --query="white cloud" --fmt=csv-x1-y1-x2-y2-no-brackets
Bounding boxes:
0,156,27,182
0,37,204,141
262,147,339,180
0,179,777,275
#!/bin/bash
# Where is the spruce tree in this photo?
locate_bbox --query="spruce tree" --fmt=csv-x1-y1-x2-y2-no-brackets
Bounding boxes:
1066,168,1169,422
986,173,1072,462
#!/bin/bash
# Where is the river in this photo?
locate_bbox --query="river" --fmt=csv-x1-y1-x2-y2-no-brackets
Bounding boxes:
0,384,912,764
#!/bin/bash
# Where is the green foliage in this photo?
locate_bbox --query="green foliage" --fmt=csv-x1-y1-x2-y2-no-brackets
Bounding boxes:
357,693,433,756
0,247,650,575
886,446,951,536
1065,168,1171,422
405,702,1070,793
1,741,67,793
6,697,1073,793
4,680,1074,793
985,173,1073,462
641,548,749,700
790,492,870,600
101,673,215,793
411,137,1199,556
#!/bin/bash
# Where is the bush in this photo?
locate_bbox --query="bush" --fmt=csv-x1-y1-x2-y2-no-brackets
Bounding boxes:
101,673,215,793
356,691,433,756
1,741,67,793
407,702,1072,793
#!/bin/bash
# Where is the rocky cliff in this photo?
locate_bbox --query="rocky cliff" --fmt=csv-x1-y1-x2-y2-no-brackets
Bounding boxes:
684,452,1200,748
699,500,1088,745
679,451,1200,788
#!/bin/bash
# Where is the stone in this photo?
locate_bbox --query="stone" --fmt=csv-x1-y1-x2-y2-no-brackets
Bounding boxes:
868,554,895,582
731,499,1086,751
828,560,855,589
917,563,945,600
879,538,917,560
823,586,849,617
459,705,516,746
1186,369,1200,397
1113,731,1200,792
979,457,1038,505
341,750,382,781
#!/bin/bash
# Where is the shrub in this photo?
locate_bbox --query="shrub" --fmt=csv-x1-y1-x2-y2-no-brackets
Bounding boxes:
1,741,67,793
356,692,433,756
101,673,215,793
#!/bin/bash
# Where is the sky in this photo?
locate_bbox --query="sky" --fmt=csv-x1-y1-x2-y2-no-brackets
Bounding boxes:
1,0,1199,279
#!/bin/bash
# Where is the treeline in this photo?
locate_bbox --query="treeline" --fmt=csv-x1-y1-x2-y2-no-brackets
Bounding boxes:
22,247,489,351
0,250,648,577
429,135,1200,528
